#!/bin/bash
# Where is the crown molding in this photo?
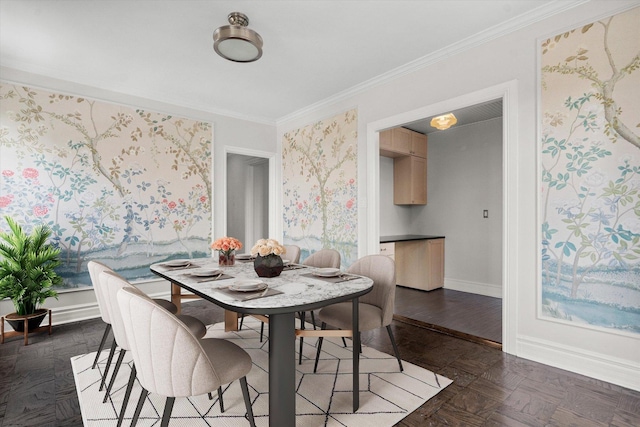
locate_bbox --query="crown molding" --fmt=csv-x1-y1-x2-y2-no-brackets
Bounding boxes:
0,63,276,126
276,0,589,125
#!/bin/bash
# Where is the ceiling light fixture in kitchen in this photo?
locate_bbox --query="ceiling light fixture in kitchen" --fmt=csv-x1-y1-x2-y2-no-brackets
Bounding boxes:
430,113,457,130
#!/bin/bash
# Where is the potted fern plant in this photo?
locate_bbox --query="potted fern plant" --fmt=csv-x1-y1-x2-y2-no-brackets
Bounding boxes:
0,215,61,332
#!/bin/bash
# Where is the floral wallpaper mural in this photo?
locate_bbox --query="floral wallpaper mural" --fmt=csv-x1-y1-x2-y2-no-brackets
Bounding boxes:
540,7,640,335
0,84,212,289
282,109,358,266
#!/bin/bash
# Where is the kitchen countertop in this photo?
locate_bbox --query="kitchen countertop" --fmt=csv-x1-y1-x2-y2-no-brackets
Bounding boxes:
380,234,445,243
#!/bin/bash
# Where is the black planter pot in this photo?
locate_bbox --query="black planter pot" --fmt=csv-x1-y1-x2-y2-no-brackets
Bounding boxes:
254,254,284,278
5,309,48,332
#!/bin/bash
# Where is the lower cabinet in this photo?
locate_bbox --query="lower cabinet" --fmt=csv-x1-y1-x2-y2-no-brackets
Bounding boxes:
379,242,395,261
393,239,444,291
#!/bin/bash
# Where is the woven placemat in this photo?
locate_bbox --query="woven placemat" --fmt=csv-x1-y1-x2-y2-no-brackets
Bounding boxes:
300,273,360,283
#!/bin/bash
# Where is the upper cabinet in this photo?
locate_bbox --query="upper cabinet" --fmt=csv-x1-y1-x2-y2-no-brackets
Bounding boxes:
394,155,427,205
379,127,427,158
380,127,428,205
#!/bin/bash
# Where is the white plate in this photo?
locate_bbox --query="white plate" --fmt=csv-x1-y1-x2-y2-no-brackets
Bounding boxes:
190,268,221,277
313,268,340,277
164,259,190,267
235,254,254,260
230,280,268,292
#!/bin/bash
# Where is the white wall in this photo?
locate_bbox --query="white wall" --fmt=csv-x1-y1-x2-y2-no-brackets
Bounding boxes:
277,1,640,390
227,154,249,246
414,118,503,297
0,66,276,325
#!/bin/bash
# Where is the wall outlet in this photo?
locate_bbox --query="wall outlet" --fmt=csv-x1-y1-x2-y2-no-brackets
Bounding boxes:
483,210,488,218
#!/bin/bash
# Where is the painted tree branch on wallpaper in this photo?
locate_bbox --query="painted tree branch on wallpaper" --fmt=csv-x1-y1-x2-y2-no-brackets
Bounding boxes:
539,7,640,335
0,84,212,289
282,109,357,266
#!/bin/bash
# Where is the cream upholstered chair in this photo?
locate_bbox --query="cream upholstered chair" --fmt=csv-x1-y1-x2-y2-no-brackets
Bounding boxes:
302,248,341,269
117,286,256,427
296,248,342,363
283,244,301,264
313,254,403,372
87,261,180,390
87,261,178,372
238,244,302,335
99,270,208,427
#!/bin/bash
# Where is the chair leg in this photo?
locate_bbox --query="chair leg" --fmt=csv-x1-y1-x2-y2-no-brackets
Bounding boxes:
116,364,136,427
240,376,256,427
130,387,149,427
239,313,245,330
298,311,306,365
386,325,403,371
100,339,118,391
342,337,347,347
92,324,111,369
218,386,224,412
259,321,264,342
160,397,175,427
104,348,126,402
310,310,317,330
313,322,326,373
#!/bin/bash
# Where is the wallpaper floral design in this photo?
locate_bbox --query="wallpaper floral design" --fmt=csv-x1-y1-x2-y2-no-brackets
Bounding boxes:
282,109,358,266
0,84,212,289
540,7,640,334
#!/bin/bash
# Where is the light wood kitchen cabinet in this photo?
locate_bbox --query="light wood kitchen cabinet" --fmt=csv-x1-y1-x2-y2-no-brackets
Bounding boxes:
393,155,427,205
379,127,427,158
394,238,445,291
410,131,427,158
380,126,428,205
379,242,395,261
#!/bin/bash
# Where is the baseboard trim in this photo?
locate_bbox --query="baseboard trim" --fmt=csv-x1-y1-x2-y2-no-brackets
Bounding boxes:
444,278,502,298
517,335,640,392
2,289,174,332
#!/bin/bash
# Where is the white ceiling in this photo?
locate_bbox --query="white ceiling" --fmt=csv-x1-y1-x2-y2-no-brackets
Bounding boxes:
1,1,580,124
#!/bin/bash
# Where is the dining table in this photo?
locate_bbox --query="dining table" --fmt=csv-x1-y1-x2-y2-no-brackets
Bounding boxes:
150,257,374,427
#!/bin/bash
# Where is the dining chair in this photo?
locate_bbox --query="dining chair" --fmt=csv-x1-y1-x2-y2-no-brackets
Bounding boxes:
117,286,256,427
296,248,342,363
302,248,341,269
87,261,180,386
88,261,179,366
312,254,403,372
238,244,304,339
283,244,301,264
99,270,208,427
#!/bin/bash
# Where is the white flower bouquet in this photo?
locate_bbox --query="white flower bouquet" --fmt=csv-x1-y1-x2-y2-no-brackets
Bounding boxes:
250,238,285,257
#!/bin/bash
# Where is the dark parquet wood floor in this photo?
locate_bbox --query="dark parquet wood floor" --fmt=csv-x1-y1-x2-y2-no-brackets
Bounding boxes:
394,286,503,344
1,296,639,426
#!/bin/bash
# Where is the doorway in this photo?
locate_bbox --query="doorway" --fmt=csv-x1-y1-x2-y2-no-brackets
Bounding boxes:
226,153,269,250
381,100,504,343
365,80,519,353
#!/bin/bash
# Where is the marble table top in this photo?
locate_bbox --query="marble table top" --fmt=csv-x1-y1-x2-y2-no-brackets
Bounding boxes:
150,258,373,314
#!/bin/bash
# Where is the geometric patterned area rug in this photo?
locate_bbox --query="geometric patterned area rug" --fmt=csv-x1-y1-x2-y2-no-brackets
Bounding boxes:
72,318,452,426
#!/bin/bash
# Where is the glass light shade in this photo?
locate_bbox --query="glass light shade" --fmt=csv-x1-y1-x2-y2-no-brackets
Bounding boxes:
430,113,458,130
213,25,263,62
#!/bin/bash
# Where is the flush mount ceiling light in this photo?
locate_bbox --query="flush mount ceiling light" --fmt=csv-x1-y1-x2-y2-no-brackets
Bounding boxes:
213,12,263,63
430,113,458,130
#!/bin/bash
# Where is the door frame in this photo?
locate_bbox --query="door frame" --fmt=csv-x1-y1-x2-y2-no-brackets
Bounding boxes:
365,80,519,354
